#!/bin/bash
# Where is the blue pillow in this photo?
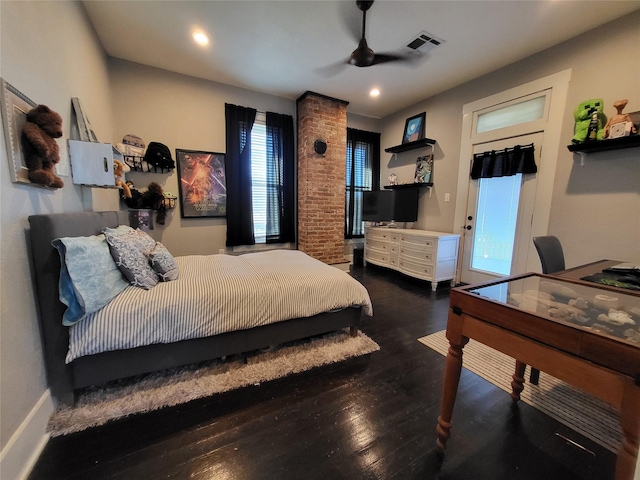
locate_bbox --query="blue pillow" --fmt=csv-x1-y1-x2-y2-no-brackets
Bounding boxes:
52,234,129,326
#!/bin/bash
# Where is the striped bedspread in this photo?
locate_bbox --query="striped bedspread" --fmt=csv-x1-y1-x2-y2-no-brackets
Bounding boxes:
67,250,373,363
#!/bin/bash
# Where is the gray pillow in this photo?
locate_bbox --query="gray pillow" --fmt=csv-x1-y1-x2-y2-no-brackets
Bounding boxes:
149,242,179,281
104,229,158,289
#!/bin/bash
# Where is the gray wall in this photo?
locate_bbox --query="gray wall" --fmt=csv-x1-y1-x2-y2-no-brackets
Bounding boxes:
0,0,113,457
380,10,640,267
0,1,638,477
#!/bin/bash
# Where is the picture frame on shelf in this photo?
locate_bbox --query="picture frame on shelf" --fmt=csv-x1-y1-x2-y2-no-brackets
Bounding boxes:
176,149,227,218
414,154,433,183
402,112,426,144
1,78,36,184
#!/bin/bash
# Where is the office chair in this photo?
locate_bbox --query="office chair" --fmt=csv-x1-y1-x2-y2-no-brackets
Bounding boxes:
529,235,566,385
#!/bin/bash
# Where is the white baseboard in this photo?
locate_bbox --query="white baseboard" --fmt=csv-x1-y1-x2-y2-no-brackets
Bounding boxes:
0,391,53,480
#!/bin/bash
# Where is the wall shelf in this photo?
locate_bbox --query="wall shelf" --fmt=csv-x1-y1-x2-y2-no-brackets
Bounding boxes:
567,135,640,154
384,138,436,154
384,183,433,190
567,135,640,166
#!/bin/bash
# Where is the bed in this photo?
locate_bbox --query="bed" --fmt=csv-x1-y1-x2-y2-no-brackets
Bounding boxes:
28,211,372,406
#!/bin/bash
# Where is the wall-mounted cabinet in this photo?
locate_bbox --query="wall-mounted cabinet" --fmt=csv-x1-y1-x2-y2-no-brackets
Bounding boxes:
68,140,115,187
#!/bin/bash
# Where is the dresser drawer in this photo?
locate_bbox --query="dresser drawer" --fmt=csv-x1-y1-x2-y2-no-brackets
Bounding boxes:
399,246,434,265
366,238,389,253
365,247,389,265
400,234,435,250
398,258,434,279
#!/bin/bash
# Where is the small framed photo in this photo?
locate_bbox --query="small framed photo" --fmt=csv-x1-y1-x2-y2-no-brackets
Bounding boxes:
414,154,433,183
1,78,36,184
176,149,227,218
402,112,426,144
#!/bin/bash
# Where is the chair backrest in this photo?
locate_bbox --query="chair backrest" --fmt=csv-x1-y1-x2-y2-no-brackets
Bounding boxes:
532,236,565,274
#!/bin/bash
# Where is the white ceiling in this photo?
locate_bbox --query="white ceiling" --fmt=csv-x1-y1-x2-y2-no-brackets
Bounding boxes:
82,0,640,119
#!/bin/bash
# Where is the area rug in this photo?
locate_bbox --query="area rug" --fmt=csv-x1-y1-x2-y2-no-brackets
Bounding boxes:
48,330,379,437
418,331,621,453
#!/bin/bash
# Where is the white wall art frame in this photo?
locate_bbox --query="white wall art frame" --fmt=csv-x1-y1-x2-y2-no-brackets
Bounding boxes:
1,78,36,184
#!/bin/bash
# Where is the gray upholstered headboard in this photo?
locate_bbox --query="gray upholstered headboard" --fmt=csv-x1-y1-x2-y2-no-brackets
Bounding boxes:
28,211,124,403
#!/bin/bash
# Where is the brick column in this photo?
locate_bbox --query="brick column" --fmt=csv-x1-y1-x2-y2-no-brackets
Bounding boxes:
296,91,348,264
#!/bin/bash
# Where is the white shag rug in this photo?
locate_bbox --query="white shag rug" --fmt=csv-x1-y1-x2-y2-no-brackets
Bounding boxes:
419,330,622,453
49,329,379,437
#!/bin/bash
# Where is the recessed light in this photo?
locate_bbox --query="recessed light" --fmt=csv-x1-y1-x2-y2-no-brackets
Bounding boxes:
370,88,380,97
193,31,209,46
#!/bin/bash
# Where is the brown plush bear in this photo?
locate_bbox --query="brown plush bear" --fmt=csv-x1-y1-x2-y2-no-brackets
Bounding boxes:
21,105,64,188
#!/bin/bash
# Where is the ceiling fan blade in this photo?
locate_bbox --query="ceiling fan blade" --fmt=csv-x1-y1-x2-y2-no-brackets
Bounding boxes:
372,52,423,66
314,58,350,78
337,0,362,44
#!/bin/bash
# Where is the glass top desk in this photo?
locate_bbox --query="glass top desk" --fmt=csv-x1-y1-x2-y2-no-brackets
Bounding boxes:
435,273,640,480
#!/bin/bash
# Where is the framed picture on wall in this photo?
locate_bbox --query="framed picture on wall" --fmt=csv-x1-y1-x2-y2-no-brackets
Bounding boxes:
402,112,426,144
176,149,227,218
414,154,433,183
0,78,36,184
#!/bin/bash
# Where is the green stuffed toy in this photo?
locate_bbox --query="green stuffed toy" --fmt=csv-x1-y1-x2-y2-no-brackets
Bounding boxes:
572,98,605,144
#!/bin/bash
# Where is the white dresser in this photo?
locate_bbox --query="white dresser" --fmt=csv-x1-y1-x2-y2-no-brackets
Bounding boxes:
364,226,460,291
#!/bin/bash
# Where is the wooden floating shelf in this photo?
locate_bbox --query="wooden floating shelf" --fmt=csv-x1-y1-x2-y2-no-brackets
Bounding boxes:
384,183,433,190
384,138,436,154
567,135,640,154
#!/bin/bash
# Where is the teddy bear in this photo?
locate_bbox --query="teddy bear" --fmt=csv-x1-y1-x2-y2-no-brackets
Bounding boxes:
114,159,132,198
571,98,605,144
21,104,64,188
124,181,169,224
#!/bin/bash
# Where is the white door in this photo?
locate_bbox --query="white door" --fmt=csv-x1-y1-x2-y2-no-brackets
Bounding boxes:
460,132,543,285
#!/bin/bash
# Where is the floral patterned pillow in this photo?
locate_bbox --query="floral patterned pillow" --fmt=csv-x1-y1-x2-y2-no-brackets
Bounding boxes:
104,229,158,289
149,242,179,281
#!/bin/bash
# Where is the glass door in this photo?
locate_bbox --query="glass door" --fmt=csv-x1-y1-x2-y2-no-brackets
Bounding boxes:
460,132,542,284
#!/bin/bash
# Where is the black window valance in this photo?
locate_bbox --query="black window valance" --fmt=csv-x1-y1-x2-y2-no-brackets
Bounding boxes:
470,143,537,179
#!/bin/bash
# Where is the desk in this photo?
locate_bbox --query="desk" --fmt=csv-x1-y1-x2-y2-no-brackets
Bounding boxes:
436,272,640,480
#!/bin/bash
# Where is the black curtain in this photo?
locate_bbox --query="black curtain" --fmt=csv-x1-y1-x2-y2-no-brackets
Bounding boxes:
265,112,295,244
470,143,537,179
225,103,257,247
345,128,380,238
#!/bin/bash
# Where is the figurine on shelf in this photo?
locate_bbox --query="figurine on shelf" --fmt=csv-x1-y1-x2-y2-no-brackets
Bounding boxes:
572,98,605,144
603,99,637,139
388,173,397,186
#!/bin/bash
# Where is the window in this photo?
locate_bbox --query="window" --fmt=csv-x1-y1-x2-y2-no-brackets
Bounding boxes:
345,128,380,238
225,104,294,247
251,114,268,243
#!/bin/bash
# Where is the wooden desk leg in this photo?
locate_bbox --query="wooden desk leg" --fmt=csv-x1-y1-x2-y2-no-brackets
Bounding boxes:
616,380,639,480
510,361,527,402
436,334,469,452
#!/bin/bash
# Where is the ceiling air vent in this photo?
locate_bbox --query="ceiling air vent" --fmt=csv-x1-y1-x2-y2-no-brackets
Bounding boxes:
405,31,445,54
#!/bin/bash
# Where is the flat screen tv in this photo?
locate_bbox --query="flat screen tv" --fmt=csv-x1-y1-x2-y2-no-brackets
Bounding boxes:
362,189,419,223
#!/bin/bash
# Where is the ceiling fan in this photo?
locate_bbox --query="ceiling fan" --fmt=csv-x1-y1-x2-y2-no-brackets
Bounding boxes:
315,0,419,77
348,0,413,67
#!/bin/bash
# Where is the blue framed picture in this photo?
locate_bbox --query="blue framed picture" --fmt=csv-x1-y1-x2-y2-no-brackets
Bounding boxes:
402,112,426,144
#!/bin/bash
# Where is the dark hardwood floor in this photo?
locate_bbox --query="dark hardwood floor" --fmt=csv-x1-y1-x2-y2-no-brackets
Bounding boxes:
28,264,617,480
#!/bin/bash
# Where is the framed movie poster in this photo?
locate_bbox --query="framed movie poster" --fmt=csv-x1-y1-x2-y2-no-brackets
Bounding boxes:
176,149,226,217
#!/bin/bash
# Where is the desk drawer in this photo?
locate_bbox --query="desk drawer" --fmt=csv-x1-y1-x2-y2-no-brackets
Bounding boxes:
400,234,435,250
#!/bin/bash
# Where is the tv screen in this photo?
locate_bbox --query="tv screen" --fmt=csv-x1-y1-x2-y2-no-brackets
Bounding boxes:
392,188,419,222
363,190,394,221
362,189,419,223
